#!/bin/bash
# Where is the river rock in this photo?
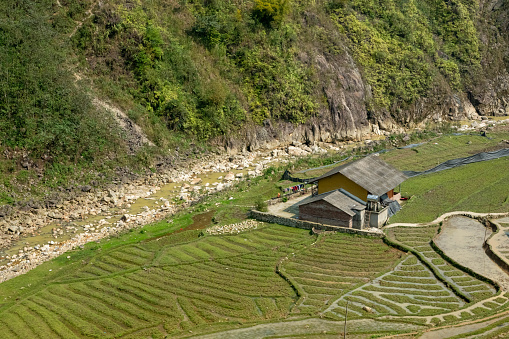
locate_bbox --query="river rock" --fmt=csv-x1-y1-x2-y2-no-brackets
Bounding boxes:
190,177,202,185
224,172,235,181
288,146,309,156
81,185,92,192
8,225,19,233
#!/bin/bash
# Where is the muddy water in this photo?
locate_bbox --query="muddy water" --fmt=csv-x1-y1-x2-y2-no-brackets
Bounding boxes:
175,210,215,234
435,216,509,290
0,166,255,266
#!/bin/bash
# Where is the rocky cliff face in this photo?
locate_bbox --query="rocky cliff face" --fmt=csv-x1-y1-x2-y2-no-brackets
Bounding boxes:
470,0,509,116
223,0,509,153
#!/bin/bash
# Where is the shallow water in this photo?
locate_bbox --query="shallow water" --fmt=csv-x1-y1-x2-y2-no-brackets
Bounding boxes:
0,164,260,266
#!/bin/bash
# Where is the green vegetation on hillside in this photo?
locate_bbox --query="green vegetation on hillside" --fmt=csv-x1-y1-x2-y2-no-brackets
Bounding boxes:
72,0,318,140
0,0,501,206
331,0,480,112
0,0,120,160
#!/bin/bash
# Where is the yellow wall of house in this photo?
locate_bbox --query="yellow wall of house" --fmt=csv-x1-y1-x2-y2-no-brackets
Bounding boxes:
317,173,368,201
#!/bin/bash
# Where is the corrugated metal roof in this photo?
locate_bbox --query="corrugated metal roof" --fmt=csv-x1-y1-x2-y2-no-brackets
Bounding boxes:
299,190,366,216
312,155,407,196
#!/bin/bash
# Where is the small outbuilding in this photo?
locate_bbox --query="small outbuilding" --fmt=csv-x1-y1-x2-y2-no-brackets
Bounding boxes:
298,189,366,229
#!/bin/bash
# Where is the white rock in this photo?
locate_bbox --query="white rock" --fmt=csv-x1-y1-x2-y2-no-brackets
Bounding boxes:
287,146,309,157
190,177,202,185
224,172,235,181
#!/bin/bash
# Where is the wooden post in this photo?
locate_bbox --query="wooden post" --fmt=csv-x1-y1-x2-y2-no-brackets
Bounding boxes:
343,300,348,339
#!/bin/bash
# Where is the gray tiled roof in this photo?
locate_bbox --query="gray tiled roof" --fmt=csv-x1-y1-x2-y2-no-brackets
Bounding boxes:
299,190,365,216
312,155,407,196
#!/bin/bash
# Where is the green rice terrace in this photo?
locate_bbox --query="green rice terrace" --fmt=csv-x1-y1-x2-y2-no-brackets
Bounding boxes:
2,130,509,338
1,217,509,338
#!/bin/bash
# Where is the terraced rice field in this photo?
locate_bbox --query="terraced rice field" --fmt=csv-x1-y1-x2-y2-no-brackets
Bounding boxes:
324,255,466,319
1,219,506,338
380,134,504,171
391,226,497,302
388,156,509,223
282,235,403,315
318,225,504,324
0,224,408,338
0,225,314,338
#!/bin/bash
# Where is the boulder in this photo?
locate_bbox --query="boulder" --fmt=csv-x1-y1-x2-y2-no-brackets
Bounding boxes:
362,306,373,313
8,225,19,233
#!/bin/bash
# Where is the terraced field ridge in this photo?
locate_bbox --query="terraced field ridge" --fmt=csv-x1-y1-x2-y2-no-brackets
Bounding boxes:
0,223,405,338
283,235,403,315
1,217,508,338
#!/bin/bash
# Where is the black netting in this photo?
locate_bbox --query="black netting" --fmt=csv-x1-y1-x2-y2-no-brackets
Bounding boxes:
403,148,509,178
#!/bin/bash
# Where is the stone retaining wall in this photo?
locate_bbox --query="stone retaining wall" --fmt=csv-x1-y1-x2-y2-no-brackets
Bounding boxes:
249,210,383,238
484,219,509,276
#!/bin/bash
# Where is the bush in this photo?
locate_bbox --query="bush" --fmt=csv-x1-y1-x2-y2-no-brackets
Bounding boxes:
254,197,268,212
252,0,289,28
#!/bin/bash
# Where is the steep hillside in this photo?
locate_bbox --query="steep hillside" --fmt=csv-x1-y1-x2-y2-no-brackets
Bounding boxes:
0,0,508,201
66,0,509,149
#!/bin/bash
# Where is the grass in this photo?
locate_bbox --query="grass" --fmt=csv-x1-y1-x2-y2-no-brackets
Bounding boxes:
380,133,508,171
388,156,509,223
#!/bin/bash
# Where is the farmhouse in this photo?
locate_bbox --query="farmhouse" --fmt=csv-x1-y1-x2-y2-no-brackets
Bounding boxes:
298,189,366,228
311,155,407,202
300,155,406,228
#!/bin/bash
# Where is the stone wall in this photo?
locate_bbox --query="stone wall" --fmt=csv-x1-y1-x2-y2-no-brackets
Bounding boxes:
483,219,509,276
249,210,383,238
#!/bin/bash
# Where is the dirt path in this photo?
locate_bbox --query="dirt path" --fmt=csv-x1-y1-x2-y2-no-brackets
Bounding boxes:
381,294,507,325
69,1,97,38
267,193,312,218
385,211,509,229
190,318,425,338
417,311,509,339
92,98,154,153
